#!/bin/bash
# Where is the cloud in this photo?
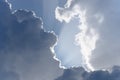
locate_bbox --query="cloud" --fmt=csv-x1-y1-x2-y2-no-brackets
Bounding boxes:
55,0,120,70
2,0,120,80
56,66,120,80
55,0,99,70
0,71,20,80
55,67,88,80
0,0,63,80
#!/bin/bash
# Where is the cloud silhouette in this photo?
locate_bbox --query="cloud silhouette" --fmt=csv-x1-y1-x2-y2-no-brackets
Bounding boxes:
0,0,63,80
56,66,120,80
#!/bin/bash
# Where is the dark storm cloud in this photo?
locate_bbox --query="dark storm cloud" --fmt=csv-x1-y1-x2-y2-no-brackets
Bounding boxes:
56,66,120,80
0,0,63,80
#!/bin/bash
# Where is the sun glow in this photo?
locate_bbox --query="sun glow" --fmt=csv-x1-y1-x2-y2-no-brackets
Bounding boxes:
55,2,99,71
74,8,99,71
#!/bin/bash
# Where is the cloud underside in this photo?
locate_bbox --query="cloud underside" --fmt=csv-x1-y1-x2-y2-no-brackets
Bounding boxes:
56,66,120,80
1,0,120,80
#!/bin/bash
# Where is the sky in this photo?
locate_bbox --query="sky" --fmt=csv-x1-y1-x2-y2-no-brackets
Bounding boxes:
1,0,120,80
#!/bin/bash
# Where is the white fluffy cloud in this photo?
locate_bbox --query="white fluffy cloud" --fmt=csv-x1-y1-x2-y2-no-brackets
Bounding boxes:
55,0,120,70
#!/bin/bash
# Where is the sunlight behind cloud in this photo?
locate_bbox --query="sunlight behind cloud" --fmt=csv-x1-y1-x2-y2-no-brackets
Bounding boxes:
55,19,83,68
55,0,99,71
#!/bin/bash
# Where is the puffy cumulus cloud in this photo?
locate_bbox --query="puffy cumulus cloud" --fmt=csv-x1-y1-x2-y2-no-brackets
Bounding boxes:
56,66,120,80
55,0,120,70
0,0,63,80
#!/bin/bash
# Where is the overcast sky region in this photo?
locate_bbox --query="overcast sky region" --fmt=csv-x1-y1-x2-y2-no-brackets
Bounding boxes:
1,0,120,80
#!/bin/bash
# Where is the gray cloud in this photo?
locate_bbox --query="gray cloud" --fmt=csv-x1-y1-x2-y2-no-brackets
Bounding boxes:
2,0,120,80
55,67,88,80
0,71,20,80
56,66,120,80
0,0,63,80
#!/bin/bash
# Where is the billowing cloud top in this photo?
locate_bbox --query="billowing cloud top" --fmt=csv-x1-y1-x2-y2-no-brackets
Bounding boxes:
0,1,63,80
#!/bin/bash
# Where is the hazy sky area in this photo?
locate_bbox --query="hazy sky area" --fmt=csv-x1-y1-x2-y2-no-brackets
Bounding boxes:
1,0,120,80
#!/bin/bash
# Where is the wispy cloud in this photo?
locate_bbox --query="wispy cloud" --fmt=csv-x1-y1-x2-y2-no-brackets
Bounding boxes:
55,0,120,71
55,0,99,71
